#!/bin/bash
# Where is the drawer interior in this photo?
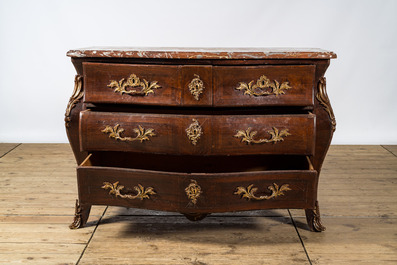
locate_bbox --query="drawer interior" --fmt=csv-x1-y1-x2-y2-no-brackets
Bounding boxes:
81,152,314,174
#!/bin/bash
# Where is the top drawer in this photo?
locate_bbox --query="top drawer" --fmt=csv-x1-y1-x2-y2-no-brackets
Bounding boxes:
214,65,315,107
83,62,182,106
83,62,315,107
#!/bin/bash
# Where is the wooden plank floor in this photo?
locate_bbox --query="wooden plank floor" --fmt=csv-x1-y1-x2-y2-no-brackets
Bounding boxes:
0,144,396,264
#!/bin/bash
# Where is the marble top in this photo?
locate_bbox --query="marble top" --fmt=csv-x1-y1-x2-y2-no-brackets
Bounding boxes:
67,47,336,59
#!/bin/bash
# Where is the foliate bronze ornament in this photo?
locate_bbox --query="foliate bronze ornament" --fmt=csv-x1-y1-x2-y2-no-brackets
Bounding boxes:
235,75,291,97
188,74,205,101
107,74,160,96
234,183,291,201
185,179,202,205
69,199,83,229
185,119,202,145
305,201,326,232
65,75,83,127
102,181,156,200
234,127,291,144
316,77,336,132
101,124,155,143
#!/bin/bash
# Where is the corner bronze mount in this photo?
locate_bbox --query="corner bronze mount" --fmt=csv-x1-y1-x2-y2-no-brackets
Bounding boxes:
65,75,83,128
305,201,326,232
236,75,291,97
316,77,336,132
69,199,83,229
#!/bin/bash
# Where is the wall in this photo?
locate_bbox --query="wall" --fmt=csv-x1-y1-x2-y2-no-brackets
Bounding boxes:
0,0,396,144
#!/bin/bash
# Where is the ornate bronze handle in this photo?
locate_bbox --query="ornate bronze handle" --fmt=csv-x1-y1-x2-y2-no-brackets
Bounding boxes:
185,119,202,145
102,124,155,142
234,183,291,200
188,74,205,101
107,74,160,96
102,181,156,200
235,75,291,97
234,127,290,144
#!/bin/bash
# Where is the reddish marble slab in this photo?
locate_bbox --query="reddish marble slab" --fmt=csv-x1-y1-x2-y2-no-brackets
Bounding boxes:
67,47,336,59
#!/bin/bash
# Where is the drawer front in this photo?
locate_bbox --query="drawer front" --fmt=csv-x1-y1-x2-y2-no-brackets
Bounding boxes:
80,111,315,155
185,171,317,212
79,111,212,155
77,166,182,212
83,62,181,105
77,164,317,212
212,114,315,155
214,65,315,106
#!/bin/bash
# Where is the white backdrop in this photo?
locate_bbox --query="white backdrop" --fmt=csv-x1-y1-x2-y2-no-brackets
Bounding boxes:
0,0,396,144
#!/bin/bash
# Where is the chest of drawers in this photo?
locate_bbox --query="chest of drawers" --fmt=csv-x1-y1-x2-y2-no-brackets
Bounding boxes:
65,47,336,232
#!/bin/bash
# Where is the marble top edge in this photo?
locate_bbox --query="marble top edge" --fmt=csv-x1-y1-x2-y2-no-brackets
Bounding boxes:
67,47,336,59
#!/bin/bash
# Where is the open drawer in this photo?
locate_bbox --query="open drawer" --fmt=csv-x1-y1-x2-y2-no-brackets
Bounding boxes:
77,153,318,213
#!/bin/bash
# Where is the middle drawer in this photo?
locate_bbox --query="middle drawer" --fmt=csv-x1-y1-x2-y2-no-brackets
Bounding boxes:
80,111,315,155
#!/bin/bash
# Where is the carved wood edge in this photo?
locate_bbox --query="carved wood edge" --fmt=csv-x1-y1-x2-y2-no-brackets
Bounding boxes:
183,213,209,221
316,77,336,132
65,75,83,128
305,201,326,232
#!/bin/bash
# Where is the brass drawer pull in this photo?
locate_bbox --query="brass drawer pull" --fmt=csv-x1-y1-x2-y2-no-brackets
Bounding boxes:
102,181,156,200
235,183,291,201
185,119,202,145
102,124,155,142
107,74,160,96
234,127,290,144
188,74,204,101
235,75,291,97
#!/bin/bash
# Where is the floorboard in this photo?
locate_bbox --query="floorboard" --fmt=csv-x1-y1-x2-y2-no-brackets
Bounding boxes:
0,144,396,264
0,143,19,157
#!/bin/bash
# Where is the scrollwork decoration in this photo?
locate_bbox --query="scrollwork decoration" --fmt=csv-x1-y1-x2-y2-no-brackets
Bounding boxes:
236,75,291,97
185,119,202,145
316,77,336,132
107,74,160,96
65,75,83,127
185,179,202,205
102,181,156,200
234,183,291,201
234,127,290,145
305,201,326,232
188,74,205,101
69,199,83,229
102,124,155,143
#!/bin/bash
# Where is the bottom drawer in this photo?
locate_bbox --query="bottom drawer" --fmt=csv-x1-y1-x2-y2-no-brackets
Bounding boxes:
77,153,317,213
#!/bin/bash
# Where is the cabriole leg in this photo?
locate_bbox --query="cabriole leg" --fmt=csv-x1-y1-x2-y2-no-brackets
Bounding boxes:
69,199,92,229
305,201,326,232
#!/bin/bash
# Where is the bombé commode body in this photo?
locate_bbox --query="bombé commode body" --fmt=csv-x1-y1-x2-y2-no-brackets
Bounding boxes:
65,47,336,232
